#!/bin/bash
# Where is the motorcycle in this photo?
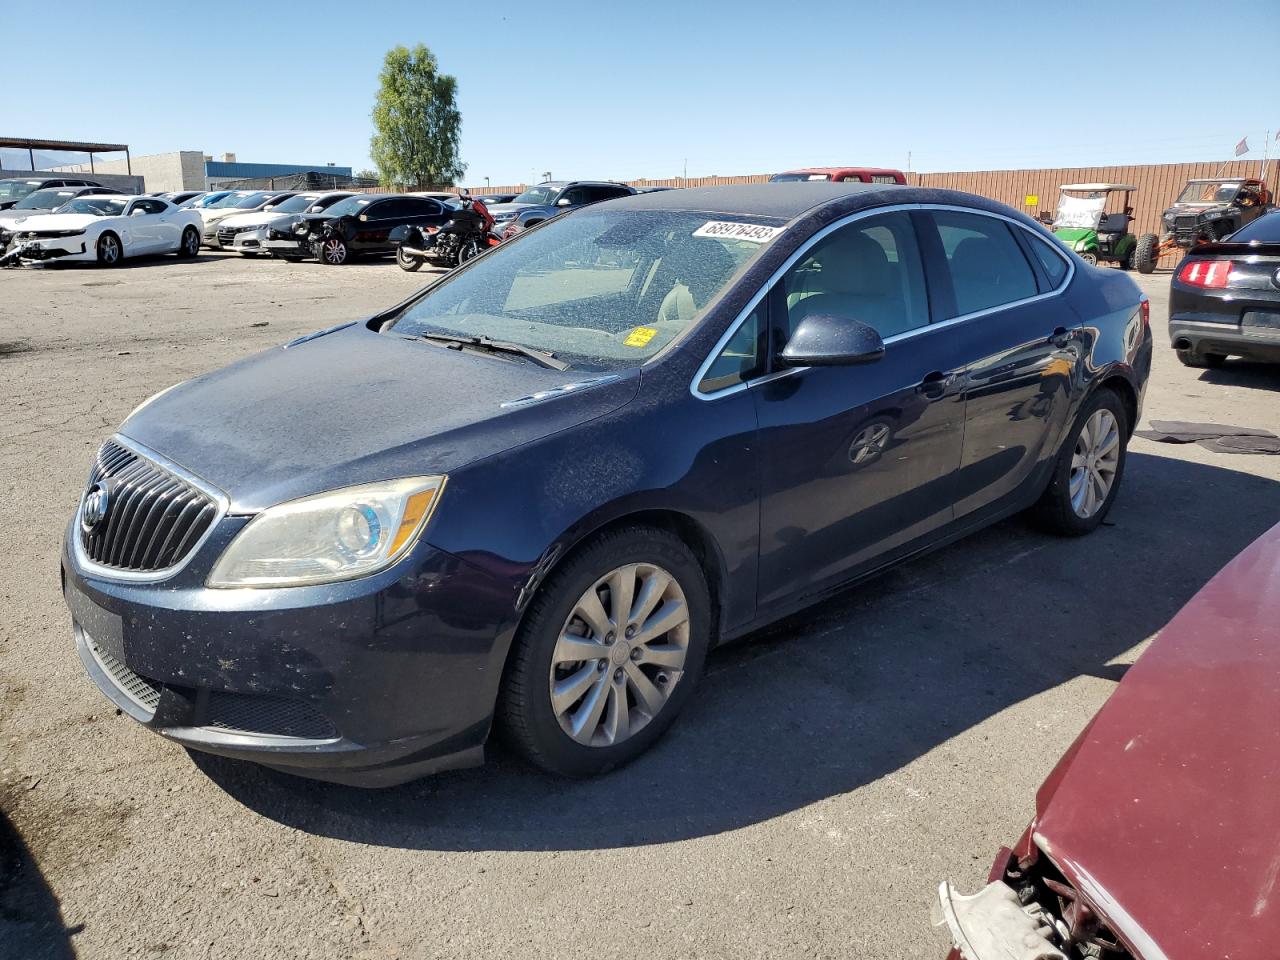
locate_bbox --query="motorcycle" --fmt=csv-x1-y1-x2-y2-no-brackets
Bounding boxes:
396,192,499,272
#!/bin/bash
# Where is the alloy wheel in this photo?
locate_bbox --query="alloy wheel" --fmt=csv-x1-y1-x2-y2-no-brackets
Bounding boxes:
322,239,347,264
1069,408,1120,518
101,236,120,264
183,230,199,256
549,563,689,747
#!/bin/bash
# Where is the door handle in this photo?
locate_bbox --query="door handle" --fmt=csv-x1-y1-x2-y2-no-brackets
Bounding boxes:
916,370,951,399
1049,326,1072,347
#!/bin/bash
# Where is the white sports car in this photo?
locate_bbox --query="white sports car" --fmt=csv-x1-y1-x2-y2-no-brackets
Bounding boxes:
1,195,203,265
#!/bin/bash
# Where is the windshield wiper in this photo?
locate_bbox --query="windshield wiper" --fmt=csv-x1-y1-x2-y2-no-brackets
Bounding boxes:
411,332,570,371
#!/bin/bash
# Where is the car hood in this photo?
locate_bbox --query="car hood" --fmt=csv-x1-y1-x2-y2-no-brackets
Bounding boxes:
485,202,535,218
201,207,255,224
0,207,63,226
119,322,639,512
2,212,103,231
1032,520,1280,959
218,210,287,229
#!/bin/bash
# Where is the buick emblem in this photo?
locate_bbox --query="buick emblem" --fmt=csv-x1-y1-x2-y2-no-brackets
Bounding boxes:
1272,267,1280,290
81,482,111,531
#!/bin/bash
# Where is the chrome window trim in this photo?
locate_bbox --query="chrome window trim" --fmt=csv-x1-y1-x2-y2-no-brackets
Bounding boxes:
71,434,231,584
690,203,1074,400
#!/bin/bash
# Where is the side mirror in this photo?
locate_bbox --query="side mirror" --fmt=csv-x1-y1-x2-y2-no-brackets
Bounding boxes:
130,208,148,217
555,197,572,207
778,314,885,367
358,214,368,222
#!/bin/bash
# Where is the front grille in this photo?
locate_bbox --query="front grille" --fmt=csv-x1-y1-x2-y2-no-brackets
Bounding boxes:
85,633,162,714
205,692,337,740
217,225,249,245
1174,215,1198,242
79,439,220,574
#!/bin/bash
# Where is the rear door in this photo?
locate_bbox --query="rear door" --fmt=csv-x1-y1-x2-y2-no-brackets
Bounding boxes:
916,209,1081,520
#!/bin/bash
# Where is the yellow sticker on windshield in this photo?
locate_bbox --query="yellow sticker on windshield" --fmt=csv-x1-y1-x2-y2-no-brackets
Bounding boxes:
624,326,658,347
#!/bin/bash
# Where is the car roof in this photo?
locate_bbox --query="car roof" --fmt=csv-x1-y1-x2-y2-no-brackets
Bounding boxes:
778,166,904,177
606,181,901,218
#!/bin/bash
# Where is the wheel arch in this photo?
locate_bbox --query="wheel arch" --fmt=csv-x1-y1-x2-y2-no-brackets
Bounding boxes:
1092,372,1138,437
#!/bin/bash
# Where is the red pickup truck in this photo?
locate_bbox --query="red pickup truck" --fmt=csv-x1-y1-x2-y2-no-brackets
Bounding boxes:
768,166,907,184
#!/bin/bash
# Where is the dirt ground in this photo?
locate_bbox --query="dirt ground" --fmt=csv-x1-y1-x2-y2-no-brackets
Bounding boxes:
1,251,1277,960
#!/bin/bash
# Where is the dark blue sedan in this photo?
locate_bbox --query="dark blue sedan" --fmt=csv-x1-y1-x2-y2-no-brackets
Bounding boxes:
61,184,1151,785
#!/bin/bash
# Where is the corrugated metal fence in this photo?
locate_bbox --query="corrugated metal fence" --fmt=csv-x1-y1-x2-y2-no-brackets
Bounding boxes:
462,159,1277,267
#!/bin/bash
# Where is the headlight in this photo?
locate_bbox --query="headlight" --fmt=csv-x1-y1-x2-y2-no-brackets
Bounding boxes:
207,477,446,588
1074,239,1087,251
294,221,310,235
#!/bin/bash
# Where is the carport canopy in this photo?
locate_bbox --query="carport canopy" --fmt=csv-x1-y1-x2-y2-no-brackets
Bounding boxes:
0,137,131,174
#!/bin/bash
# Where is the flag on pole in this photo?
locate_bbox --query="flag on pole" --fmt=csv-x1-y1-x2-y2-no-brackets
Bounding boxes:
1235,136,1250,156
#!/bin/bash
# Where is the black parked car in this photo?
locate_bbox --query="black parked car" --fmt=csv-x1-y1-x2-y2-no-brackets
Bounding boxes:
488,180,634,238
0,175,106,210
1168,210,1280,367
288,193,456,265
61,184,1150,787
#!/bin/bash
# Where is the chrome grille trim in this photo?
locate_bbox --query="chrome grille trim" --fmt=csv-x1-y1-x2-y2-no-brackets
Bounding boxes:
74,435,229,582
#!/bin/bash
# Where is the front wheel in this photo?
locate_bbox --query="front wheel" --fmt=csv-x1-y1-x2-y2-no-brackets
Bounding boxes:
96,232,123,267
1078,251,1098,267
497,526,711,777
455,237,480,267
177,226,200,258
1032,389,1128,536
317,236,349,265
1134,233,1159,274
396,244,422,272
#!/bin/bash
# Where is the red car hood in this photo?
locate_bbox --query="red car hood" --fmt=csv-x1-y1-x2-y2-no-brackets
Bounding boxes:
1033,520,1280,959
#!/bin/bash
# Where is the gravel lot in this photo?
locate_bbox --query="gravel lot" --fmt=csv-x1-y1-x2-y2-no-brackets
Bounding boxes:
1,252,1277,960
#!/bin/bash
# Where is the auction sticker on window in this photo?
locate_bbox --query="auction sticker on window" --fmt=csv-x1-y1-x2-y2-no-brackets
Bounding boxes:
693,221,783,244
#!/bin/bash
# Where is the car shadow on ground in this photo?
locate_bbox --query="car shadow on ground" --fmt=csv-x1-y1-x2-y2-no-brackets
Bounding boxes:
0,806,77,959
194,451,1279,851
1196,361,1280,394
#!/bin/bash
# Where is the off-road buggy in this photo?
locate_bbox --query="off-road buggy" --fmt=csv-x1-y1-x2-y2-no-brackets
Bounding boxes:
1134,177,1272,273
1051,183,1138,268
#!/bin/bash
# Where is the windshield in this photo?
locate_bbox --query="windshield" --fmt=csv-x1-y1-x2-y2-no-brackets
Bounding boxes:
56,197,127,217
320,196,374,218
1053,193,1106,229
270,194,321,213
1227,212,1280,243
511,185,559,205
232,192,275,209
0,181,41,201
388,209,778,370
186,192,225,208
1178,181,1243,204
15,188,78,209
769,172,832,182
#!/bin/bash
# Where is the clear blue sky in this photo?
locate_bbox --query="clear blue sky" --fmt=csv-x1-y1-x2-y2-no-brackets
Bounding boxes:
5,0,1278,186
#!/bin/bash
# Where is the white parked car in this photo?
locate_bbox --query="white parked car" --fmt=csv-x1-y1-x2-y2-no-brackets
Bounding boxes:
198,190,295,246
2,195,203,265
215,191,355,255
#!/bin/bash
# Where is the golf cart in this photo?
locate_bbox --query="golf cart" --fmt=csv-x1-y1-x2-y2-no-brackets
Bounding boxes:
1051,183,1138,268
1133,177,1272,273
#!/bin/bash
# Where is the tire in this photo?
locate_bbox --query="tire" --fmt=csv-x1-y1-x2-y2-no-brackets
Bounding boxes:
1032,389,1128,536
1134,233,1159,274
396,244,422,272
1117,244,1133,270
497,526,711,777
317,236,349,265
1176,348,1226,369
456,237,480,267
1078,251,1098,267
96,232,123,267
177,226,200,258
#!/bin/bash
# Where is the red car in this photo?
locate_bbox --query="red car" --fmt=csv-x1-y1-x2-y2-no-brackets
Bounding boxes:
939,520,1280,960
768,166,907,184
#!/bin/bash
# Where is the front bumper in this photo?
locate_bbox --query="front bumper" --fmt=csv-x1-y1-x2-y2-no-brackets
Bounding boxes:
3,235,90,262
261,237,309,257
62,520,518,786
226,230,265,253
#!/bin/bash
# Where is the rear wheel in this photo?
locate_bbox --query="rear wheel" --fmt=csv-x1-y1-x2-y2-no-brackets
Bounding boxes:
1032,389,1128,536
1134,233,1159,274
1176,348,1226,369
498,526,711,777
177,226,200,258
96,232,123,267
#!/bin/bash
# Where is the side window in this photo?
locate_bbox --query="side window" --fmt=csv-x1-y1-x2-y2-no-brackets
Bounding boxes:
130,199,166,215
780,211,929,341
588,186,629,202
1025,232,1069,288
403,198,442,217
365,200,395,218
560,188,588,205
699,307,764,393
929,211,1038,318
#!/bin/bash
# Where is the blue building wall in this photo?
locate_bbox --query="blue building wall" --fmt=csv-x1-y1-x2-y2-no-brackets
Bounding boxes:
204,161,353,179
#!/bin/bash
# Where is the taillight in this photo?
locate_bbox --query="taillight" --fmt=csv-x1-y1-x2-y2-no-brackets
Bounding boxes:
1177,259,1233,288
1140,297,1149,328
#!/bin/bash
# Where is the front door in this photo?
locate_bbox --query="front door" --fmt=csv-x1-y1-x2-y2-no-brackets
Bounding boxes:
752,211,966,607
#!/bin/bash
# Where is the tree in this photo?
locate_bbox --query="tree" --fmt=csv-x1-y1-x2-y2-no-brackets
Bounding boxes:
369,44,465,189
353,168,380,184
